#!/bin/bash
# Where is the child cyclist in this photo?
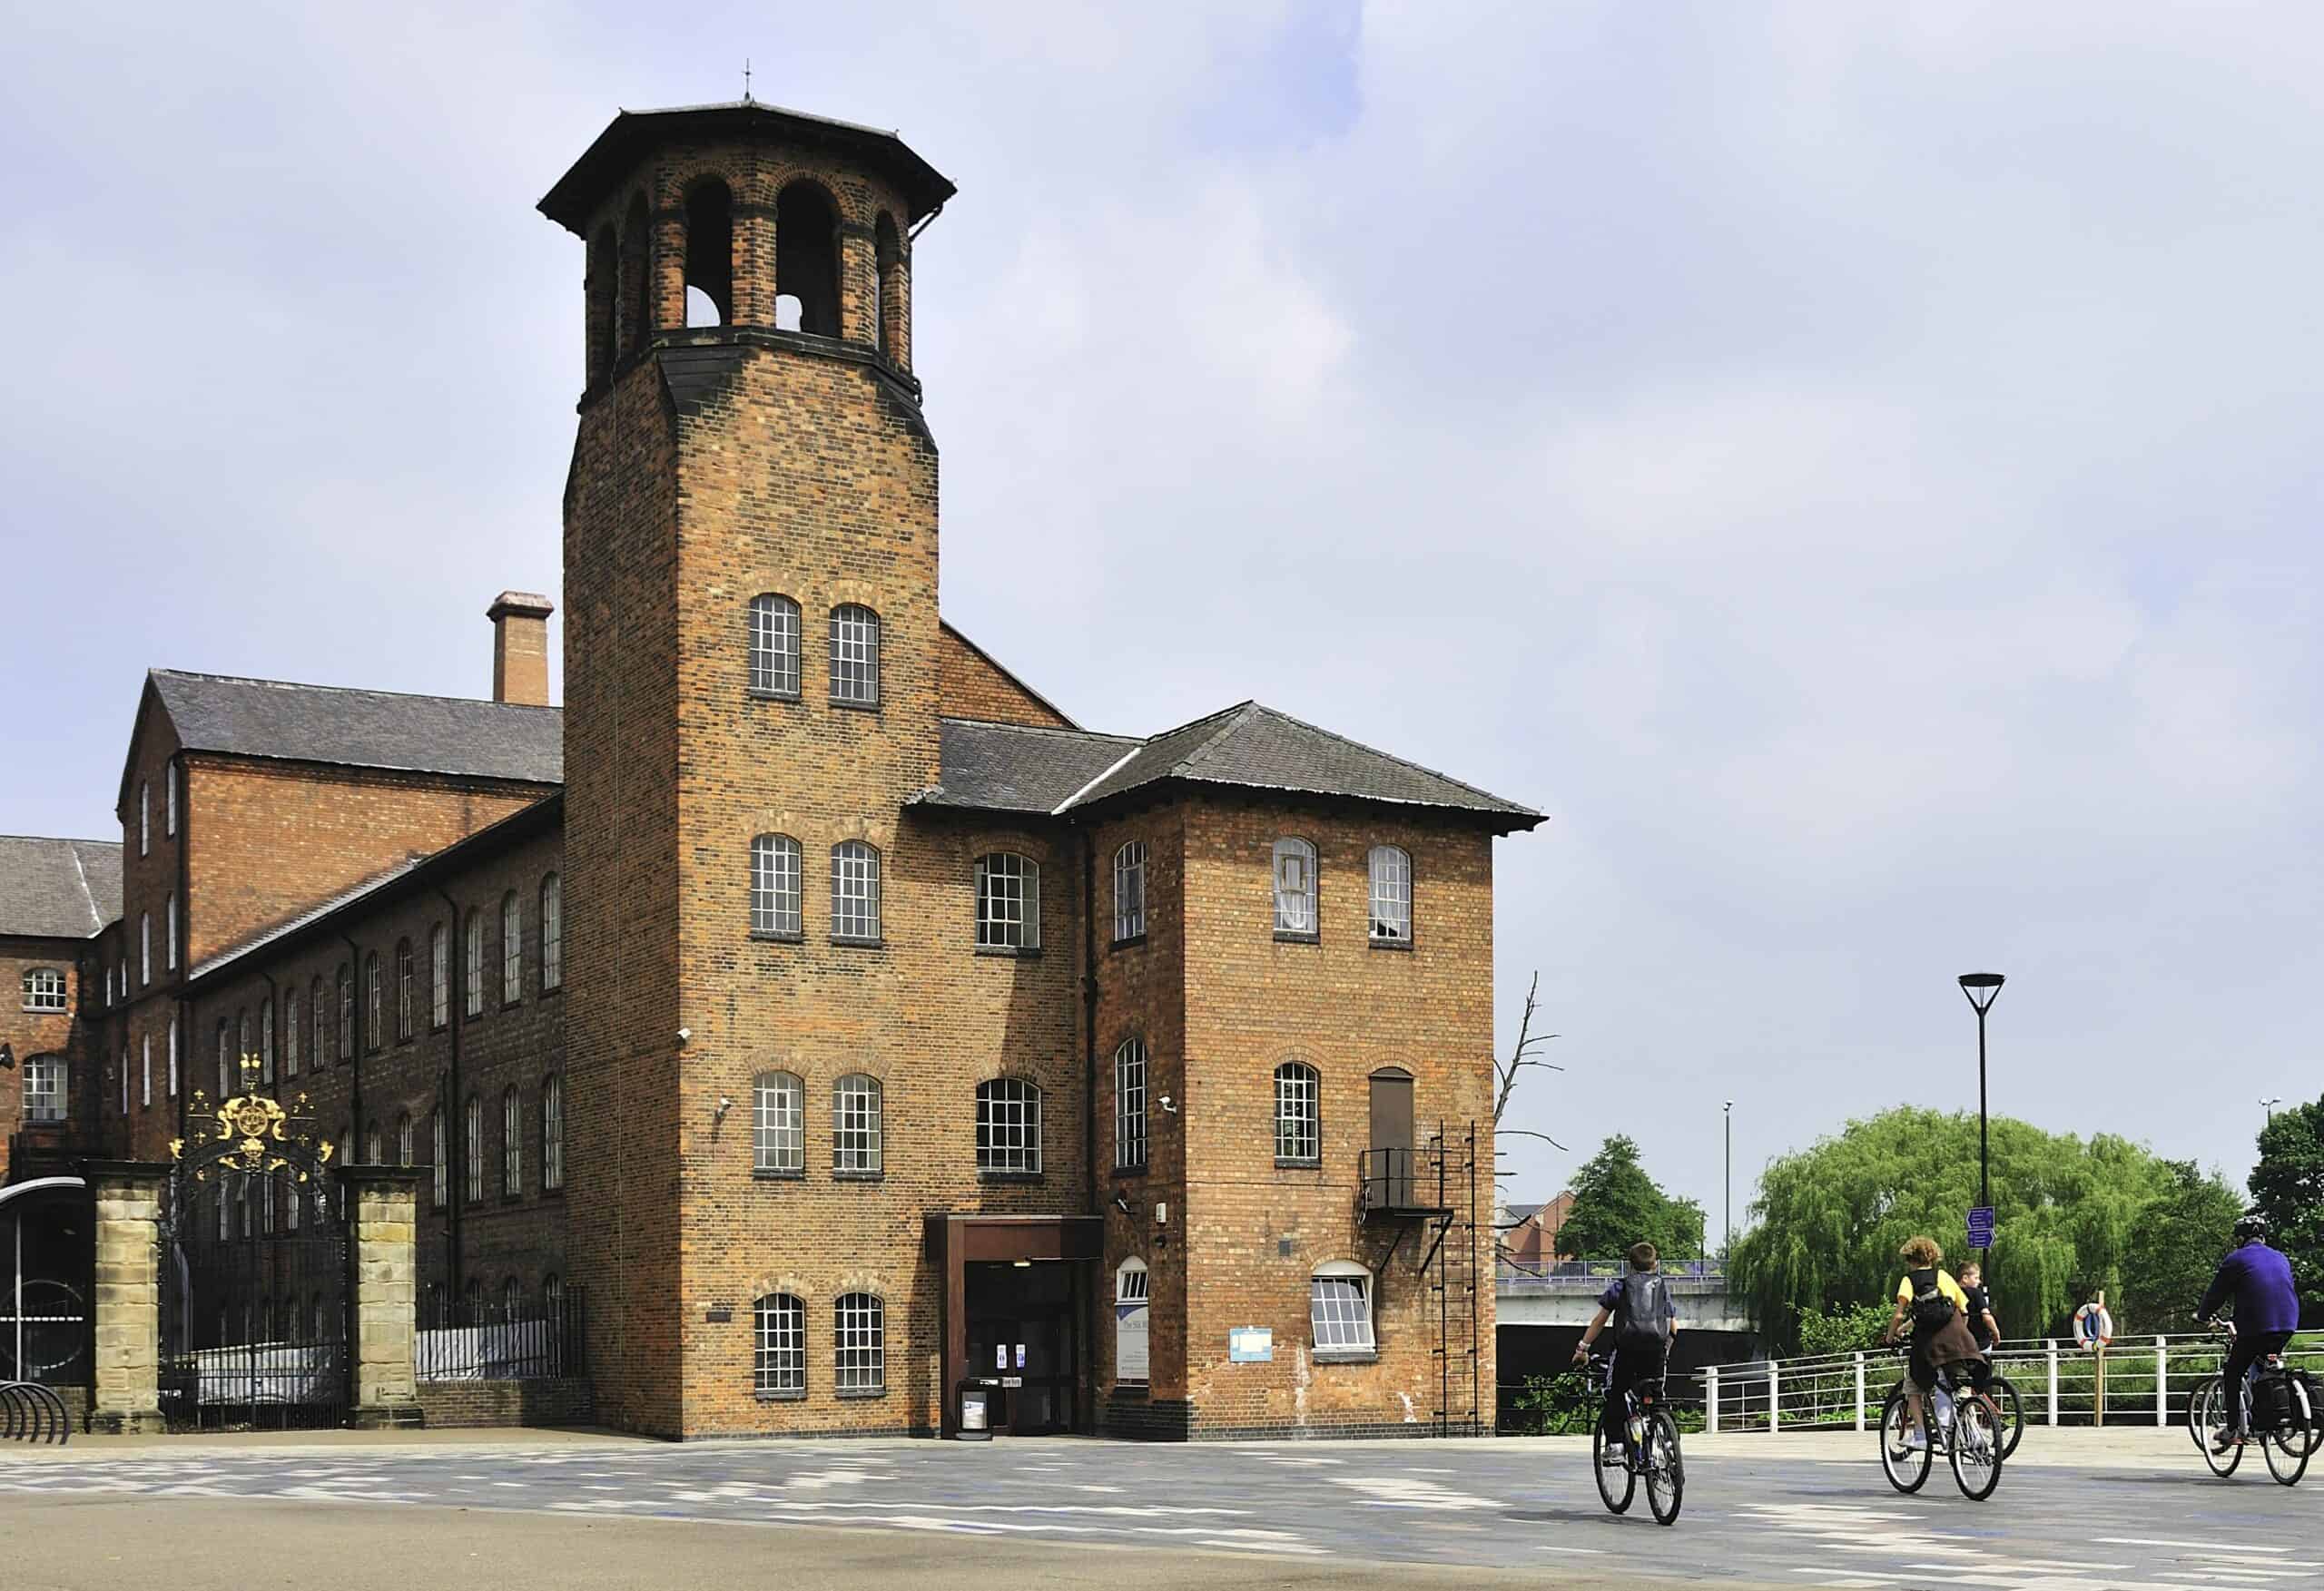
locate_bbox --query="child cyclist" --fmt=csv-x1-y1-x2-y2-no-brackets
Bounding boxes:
1881,1235,1985,1449
1572,1242,1680,1459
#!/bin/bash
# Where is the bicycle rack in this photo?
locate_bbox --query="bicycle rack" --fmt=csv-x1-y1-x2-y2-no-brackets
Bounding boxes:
0,1381,71,1444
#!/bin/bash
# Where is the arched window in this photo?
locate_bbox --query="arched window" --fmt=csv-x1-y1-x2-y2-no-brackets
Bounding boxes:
260,998,274,1085
365,953,382,1052
139,910,150,985
310,978,325,1066
141,1034,151,1107
336,964,353,1060
747,594,803,697
1273,838,1317,937
753,1071,803,1175
168,1015,179,1097
1275,1061,1321,1165
1112,841,1147,943
501,891,523,1005
973,852,1039,950
365,1120,381,1167
773,180,840,336
754,1292,806,1397
397,1112,414,1168
464,1275,484,1323
502,1276,520,1316
586,223,617,385
541,1075,565,1192
464,909,484,1016
684,177,733,328
502,1085,522,1197
20,1054,65,1124
1309,1260,1376,1356
975,1078,1042,1175
873,212,904,360
165,891,178,970
540,874,562,991
1367,845,1413,945
1114,1038,1147,1172
285,1169,300,1232
830,840,882,944
829,604,881,707
619,192,651,357
832,1074,882,1174
138,780,149,855
20,967,65,1013
396,938,415,1039
431,1109,448,1208
166,761,178,836
1114,1258,1150,1383
832,1292,884,1393
465,1095,484,1204
215,1020,230,1098
544,1273,565,1318
430,923,449,1027
750,835,803,938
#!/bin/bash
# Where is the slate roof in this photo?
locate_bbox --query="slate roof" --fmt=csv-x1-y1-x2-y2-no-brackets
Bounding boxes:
149,670,563,786
0,836,123,939
920,702,1539,829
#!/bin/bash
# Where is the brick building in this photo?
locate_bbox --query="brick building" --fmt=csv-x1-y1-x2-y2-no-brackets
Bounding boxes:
1,98,1539,1439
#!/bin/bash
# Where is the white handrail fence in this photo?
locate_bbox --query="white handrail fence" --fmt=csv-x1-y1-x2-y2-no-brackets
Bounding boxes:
1700,1333,2322,1435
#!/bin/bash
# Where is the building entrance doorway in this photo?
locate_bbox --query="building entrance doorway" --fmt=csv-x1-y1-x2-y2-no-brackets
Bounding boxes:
965,1260,1078,1434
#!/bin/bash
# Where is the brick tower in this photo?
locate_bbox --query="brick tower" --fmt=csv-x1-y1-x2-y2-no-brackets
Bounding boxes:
541,103,958,1436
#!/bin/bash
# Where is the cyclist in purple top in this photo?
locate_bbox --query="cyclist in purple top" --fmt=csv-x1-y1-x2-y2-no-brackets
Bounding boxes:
2196,1210,2301,1451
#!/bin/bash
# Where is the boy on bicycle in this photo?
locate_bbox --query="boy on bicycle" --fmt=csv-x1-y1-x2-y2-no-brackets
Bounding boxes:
2195,1210,2299,1452
1572,1242,1679,1457
1957,1262,2002,1354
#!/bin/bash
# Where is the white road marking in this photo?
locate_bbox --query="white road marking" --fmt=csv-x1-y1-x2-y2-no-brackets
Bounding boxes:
2099,1544,2292,1557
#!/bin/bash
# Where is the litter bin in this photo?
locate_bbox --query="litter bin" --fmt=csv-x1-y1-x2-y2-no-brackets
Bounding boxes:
956,1378,998,1441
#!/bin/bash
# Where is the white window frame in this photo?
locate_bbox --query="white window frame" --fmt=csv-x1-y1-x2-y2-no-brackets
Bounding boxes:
755,1292,806,1397
365,955,382,1053
753,1071,805,1174
141,1034,152,1108
1367,844,1413,945
140,912,150,986
1275,1061,1321,1165
975,1077,1043,1175
24,1054,65,1124
541,1075,564,1191
165,893,178,971
398,1112,414,1168
464,910,484,1016
215,1021,230,1099
750,835,803,938
1114,1257,1150,1384
502,1085,522,1197
431,924,449,1027
260,999,274,1084
540,874,562,990
432,1110,448,1208
748,594,803,697
139,780,149,856
465,1095,485,1204
282,990,299,1077
501,892,522,1006
1310,1260,1376,1355
973,852,1039,951
830,841,882,944
832,1073,882,1174
337,966,352,1061
366,1120,382,1167
167,1016,179,1096
165,761,177,837
829,604,881,707
21,967,66,1013
1114,1037,1147,1171
1273,837,1317,936
833,1292,884,1393
396,940,414,1040
1112,841,1147,942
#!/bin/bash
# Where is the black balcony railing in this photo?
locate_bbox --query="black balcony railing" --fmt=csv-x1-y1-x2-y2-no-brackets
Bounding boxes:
1358,1148,1452,1219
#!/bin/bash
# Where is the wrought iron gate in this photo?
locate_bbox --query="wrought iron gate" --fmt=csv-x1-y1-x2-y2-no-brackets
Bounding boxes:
159,1062,347,1431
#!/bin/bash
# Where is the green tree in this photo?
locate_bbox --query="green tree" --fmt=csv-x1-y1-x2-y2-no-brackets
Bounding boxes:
1795,1301,1894,1358
1728,1108,2175,1355
1553,1134,1708,1262
2116,1161,2245,1337
2250,1093,2324,1312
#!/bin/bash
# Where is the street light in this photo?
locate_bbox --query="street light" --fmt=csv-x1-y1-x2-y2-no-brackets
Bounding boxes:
1723,1100,1734,1265
2260,1097,2282,1125
1957,973,2004,1272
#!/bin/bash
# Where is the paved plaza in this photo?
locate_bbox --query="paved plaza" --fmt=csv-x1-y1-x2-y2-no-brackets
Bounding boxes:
1,1429,2315,1587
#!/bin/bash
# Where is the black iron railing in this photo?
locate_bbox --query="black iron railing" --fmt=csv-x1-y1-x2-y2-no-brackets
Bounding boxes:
419,1288,586,1382
1359,1147,1452,1217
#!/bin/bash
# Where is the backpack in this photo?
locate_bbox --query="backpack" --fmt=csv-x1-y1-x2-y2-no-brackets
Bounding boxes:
1907,1267,1957,1330
1613,1272,1671,1351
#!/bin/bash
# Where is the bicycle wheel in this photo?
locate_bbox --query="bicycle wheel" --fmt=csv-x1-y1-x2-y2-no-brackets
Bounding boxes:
1594,1414,1636,1515
2264,1380,2311,1486
1644,1411,1685,1525
2195,1379,2244,1478
2278,1376,2319,1460
1949,1395,2003,1501
1879,1387,1932,1495
1991,1374,2025,1460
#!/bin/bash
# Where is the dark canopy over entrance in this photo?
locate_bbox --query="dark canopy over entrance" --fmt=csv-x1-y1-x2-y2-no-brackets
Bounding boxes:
925,1214,1101,1437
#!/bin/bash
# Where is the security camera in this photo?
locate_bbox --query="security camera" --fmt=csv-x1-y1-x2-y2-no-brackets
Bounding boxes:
1158,1095,1177,1114
1112,1194,1135,1216
715,1095,733,1116
677,1027,692,1046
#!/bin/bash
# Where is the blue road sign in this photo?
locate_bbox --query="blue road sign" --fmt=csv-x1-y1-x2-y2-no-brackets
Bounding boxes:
1966,1206,1995,1249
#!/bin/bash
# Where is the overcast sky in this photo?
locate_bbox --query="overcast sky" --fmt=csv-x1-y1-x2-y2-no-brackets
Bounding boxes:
5,4,2319,1233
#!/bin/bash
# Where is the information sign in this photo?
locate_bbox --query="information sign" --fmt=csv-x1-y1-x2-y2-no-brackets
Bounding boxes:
1229,1326,1274,1363
1966,1206,1995,1250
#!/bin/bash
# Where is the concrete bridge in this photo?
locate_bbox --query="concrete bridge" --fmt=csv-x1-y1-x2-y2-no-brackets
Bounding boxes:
1496,1262,1754,1333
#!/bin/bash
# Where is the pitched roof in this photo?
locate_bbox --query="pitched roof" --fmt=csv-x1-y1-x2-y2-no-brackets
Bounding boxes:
919,703,1539,829
150,670,563,786
917,721,1139,815
0,836,123,939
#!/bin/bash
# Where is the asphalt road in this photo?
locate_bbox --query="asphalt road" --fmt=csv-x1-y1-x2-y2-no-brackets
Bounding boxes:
1,1434,2315,1588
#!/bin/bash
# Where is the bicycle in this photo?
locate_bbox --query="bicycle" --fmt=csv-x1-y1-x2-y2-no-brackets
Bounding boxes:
1585,1353,1686,1525
1876,1345,2004,1500
2190,1321,2313,1487
1983,1358,2025,1459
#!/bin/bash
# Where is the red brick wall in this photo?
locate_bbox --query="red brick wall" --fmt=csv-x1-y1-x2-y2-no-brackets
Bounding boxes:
1,935,96,1178
937,626,1073,729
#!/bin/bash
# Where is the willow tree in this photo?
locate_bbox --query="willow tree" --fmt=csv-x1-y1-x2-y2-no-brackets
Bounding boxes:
1729,1107,2176,1354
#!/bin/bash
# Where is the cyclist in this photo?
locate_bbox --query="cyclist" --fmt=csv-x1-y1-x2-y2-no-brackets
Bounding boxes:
1572,1241,1679,1458
2195,1209,2299,1453
1881,1235,1983,1448
1957,1261,2002,1355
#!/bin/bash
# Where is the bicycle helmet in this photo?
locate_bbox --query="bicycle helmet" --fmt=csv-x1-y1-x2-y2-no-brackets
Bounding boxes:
2233,1208,2269,1245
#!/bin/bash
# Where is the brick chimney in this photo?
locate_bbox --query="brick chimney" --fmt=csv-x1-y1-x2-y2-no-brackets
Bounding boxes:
487,591,555,706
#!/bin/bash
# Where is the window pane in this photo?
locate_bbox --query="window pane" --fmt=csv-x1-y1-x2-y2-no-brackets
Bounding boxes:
831,842,881,942
974,853,1039,950
432,927,450,1026
833,1075,882,1174
466,1098,484,1203
21,967,66,1012
829,605,881,705
1112,842,1147,942
542,876,563,989
1275,1064,1320,1163
751,836,802,937
748,595,802,695
1310,1274,1374,1350
1115,1039,1147,1170
753,1072,803,1174
502,894,523,1003
755,1293,805,1395
834,1293,884,1392
1273,839,1316,934
503,1087,522,1195
465,912,484,1016
1368,846,1413,943
22,1056,65,1123
542,1076,565,1191
976,1078,1042,1174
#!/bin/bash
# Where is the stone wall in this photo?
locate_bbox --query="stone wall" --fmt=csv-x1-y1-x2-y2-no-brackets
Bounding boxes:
88,1164,164,1434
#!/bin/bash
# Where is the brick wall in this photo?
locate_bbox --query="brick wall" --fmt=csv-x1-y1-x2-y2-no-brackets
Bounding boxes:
937,625,1073,729
417,1377,595,1429
1,934,97,1179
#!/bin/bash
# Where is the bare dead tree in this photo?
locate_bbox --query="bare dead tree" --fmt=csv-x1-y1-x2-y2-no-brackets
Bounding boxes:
1489,971,1565,1272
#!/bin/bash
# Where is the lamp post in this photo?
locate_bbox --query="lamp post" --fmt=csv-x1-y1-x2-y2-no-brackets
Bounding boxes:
1723,1100,1734,1266
2260,1097,2282,1125
1957,973,2004,1271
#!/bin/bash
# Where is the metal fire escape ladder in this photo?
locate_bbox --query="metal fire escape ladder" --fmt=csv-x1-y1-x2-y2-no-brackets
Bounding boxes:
1424,1121,1482,1437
